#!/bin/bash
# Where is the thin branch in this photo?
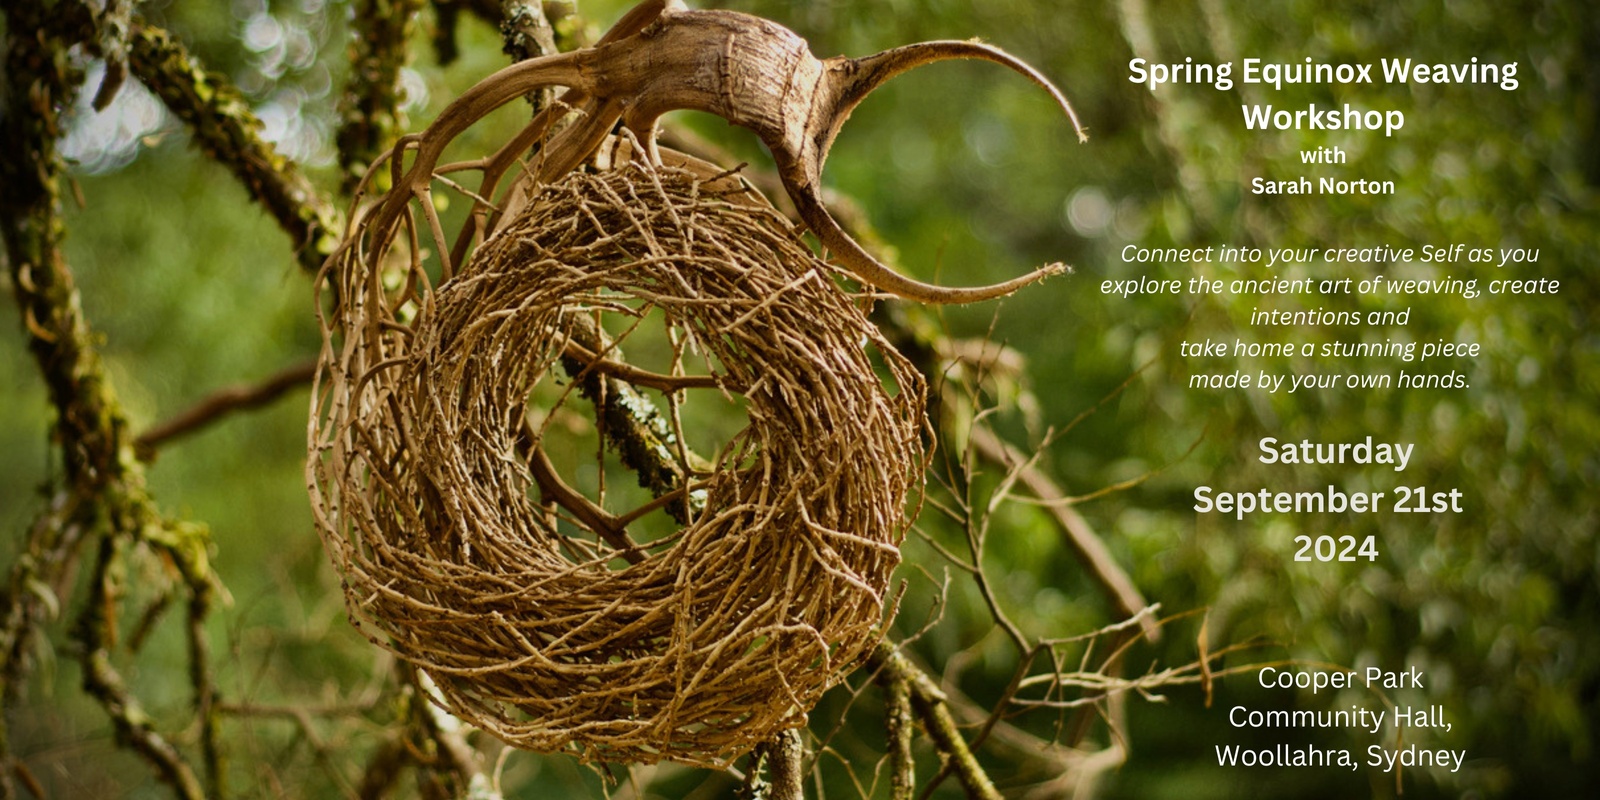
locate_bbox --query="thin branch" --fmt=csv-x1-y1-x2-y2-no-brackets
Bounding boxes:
0,498,83,670
936,671,1126,800
964,463,1031,655
178,552,224,797
525,439,645,563
135,360,319,458
564,340,723,391
126,22,341,274
219,701,377,719
966,426,1160,643
78,538,206,800
356,735,408,800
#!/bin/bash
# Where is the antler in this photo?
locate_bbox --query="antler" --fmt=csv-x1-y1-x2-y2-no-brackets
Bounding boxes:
351,0,1085,304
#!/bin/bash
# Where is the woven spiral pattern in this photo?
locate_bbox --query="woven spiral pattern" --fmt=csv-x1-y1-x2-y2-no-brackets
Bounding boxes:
308,159,925,765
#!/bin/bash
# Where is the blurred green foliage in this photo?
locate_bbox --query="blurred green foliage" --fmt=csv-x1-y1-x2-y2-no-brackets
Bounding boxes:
3,0,1596,797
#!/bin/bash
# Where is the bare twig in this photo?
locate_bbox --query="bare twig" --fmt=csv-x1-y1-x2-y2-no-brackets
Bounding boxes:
966,426,1160,642
219,701,378,719
135,360,319,458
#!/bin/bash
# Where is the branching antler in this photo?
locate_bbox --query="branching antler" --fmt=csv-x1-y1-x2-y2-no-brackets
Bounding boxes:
350,0,1085,304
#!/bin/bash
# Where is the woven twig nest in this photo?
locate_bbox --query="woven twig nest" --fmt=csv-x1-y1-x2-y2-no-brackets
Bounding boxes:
309,0,1078,766
308,153,926,765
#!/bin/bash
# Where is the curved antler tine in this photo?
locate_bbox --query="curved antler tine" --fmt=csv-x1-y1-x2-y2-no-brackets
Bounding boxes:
778,156,1066,304
372,1,682,266
849,40,1082,138
772,39,1081,304
366,52,590,243
818,40,1086,169
599,0,683,44
406,55,592,176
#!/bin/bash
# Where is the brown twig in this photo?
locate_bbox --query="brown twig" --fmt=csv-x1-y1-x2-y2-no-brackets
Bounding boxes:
135,360,319,459
525,440,645,563
966,426,1160,643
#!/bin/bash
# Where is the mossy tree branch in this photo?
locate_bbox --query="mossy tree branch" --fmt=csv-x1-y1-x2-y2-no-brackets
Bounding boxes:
876,659,916,800
0,7,99,791
338,0,427,193
2,5,222,797
126,21,340,275
134,360,320,460
77,537,207,800
0,0,94,685
867,645,1002,800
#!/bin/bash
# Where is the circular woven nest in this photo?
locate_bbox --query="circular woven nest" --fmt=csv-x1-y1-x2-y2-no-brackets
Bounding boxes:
308,157,926,765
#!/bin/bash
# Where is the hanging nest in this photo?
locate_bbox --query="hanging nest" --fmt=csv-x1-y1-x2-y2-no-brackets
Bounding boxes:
309,0,1079,768
308,151,927,764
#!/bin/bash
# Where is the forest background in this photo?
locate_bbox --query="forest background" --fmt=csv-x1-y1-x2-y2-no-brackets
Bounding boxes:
2,0,1596,797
